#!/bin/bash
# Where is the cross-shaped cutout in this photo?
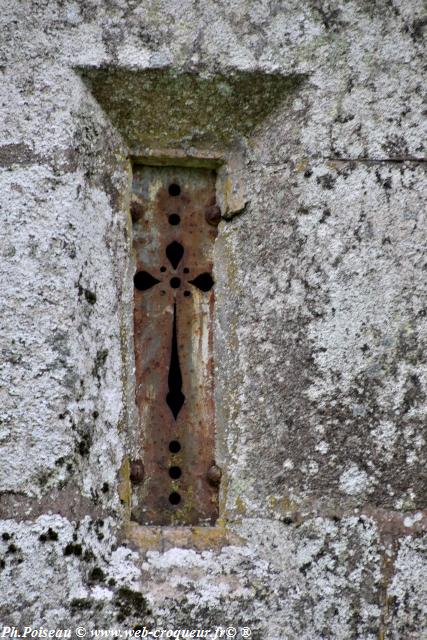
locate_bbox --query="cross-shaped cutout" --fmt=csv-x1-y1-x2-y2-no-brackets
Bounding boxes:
134,241,214,420
131,165,220,526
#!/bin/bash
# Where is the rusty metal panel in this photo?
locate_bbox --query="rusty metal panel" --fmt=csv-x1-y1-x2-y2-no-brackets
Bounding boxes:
131,165,220,525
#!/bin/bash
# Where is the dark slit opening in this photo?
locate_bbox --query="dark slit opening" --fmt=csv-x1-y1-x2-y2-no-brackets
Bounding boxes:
166,303,185,420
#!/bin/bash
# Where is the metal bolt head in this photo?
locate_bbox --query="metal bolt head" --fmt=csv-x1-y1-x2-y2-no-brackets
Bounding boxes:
205,204,222,226
207,464,222,486
130,460,145,484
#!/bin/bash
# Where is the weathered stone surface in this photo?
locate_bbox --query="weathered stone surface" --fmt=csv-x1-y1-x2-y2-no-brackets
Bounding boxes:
0,516,146,627
0,515,384,639
387,532,427,639
216,160,427,518
0,0,425,636
80,68,303,152
140,516,386,639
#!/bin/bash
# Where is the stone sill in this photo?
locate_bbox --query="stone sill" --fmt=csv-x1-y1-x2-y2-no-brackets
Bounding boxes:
123,521,244,552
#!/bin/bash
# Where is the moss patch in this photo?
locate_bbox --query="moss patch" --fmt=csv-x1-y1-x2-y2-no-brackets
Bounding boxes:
114,586,152,624
79,68,304,151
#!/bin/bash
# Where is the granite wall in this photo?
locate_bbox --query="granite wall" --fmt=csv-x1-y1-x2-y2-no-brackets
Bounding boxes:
0,1,426,638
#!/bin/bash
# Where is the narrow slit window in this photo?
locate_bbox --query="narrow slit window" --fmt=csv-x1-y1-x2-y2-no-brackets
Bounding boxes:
131,166,220,526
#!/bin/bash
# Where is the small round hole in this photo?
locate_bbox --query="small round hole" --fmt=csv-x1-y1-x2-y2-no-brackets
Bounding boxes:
169,440,181,453
169,466,182,480
183,267,189,273
169,491,181,505
170,277,181,288
169,214,181,225
169,184,181,197
160,266,166,272
184,291,191,297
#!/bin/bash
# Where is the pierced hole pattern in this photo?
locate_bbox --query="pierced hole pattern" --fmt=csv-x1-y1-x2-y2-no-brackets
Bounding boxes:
169,440,181,453
169,183,181,196
166,241,184,270
134,271,160,291
189,272,214,292
166,303,185,420
134,181,218,513
169,466,182,480
169,214,180,225
169,491,181,505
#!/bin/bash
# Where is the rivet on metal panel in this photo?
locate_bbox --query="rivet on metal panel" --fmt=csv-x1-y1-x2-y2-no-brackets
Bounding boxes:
207,465,222,486
130,460,145,484
205,204,222,226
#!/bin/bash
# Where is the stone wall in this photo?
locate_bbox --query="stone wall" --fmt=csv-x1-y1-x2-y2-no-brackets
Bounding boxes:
0,1,425,638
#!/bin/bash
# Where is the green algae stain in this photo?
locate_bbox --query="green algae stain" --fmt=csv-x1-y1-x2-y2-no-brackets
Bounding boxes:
79,68,305,151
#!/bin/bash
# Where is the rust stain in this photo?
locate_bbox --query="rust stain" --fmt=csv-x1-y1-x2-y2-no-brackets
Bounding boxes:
131,165,220,525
